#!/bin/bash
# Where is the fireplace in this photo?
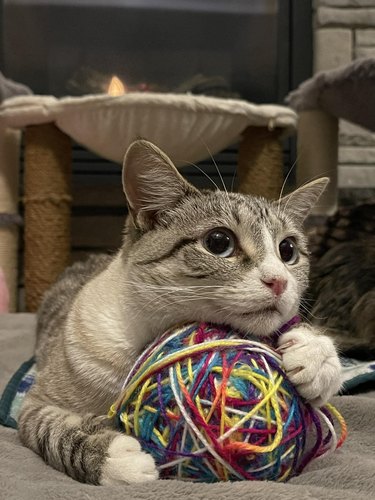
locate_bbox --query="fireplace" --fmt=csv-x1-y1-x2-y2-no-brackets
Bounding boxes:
1,0,312,104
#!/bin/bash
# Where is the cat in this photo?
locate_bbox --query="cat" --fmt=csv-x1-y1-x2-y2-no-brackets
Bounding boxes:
18,139,342,485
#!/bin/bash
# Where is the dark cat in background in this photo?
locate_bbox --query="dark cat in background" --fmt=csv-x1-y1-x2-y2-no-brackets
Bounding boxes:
307,204,375,360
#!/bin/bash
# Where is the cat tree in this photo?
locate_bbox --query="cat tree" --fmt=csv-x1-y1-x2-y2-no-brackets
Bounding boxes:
0,93,297,311
287,57,375,214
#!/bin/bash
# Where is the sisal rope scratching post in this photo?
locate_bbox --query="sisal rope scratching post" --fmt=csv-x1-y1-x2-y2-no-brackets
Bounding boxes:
23,123,72,312
0,128,21,312
237,126,283,200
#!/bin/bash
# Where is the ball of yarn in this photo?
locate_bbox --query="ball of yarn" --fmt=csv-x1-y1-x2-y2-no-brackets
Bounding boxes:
109,323,346,482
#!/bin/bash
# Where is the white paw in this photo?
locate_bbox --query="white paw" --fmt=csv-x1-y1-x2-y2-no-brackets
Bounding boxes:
277,326,342,407
101,435,159,485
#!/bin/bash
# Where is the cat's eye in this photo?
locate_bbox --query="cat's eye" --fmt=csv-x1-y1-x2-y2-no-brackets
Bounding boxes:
203,228,236,258
279,238,298,264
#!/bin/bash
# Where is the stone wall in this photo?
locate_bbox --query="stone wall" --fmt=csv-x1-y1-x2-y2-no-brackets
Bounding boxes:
314,0,375,194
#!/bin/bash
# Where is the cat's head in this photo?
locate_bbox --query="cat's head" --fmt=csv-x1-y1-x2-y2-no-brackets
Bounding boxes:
121,140,328,338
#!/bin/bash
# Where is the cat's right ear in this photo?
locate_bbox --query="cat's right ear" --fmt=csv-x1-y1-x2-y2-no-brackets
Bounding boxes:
122,140,199,231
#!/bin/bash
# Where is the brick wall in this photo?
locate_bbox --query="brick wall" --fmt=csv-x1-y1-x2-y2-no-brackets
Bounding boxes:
314,0,375,192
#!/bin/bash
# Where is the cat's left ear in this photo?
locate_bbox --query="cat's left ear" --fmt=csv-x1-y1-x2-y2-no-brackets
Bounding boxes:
122,139,199,230
276,177,329,224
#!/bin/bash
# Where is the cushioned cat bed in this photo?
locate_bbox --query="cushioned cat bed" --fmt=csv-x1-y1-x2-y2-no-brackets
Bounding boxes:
0,93,296,165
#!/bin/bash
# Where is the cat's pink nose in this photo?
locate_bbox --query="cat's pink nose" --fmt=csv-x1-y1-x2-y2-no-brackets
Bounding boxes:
261,278,287,297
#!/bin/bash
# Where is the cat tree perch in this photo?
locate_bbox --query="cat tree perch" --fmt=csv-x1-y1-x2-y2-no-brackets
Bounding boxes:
287,57,375,215
0,93,297,311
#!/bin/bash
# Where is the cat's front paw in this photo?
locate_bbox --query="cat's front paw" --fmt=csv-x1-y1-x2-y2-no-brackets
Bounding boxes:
101,435,158,485
277,325,342,407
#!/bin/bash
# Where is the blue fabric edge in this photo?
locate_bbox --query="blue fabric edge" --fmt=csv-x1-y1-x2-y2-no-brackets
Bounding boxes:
341,371,375,393
0,357,35,429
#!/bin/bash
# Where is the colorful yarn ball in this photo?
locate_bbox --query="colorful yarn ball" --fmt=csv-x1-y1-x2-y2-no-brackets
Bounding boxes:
109,323,346,482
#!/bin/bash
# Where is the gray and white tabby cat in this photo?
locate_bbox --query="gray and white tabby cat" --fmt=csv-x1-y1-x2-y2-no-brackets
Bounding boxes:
18,140,342,485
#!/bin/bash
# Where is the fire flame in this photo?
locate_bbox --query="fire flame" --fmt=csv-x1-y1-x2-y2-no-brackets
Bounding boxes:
107,76,127,96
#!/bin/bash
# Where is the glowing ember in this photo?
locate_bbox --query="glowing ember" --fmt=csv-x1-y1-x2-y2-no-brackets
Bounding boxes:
107,76,127,96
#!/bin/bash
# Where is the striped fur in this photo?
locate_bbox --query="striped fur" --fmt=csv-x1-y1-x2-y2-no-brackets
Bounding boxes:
18,140,340,485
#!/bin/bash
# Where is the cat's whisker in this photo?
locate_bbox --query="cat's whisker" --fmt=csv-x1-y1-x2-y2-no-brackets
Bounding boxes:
230,165,237,193
120,280,225,298
298,301,311,311
299,297,316,303
121,279,225,290
132,291,204,320
128,285,226,298
298,301,327,323
300,306,327,322
276,156,298,218
135,294,229,319
199,139,234,214
146,294,218,318
297,310,311,324
200,139,228,195
133,289,222,320
182,161,221,191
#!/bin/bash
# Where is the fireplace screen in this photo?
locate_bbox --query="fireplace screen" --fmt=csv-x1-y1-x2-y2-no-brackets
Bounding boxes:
1,0,312,308
2,0,311,104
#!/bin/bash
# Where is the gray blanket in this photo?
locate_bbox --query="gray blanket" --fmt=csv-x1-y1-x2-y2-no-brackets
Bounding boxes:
0,314,374,500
